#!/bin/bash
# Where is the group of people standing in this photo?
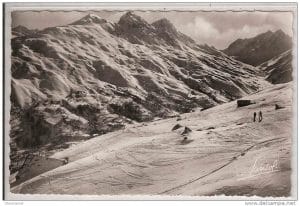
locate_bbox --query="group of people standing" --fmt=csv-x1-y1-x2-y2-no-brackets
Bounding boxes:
253,111,263,122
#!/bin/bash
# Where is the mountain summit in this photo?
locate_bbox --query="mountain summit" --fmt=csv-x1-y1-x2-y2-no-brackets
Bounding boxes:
223,29,292,66
115,12,194,47
152,18,178,34
70,13,108,25
152,18,195,46
115,11,158,44
118,11,149,27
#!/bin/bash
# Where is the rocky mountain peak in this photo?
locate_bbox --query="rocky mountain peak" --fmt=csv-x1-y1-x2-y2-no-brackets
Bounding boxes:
118,11,150,28
273,29,291,39
70,13,107,25
274,29,285,35
152,18,176,33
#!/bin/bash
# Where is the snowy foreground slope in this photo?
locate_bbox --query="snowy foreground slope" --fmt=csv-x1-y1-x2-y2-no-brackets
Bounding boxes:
12,83,293,197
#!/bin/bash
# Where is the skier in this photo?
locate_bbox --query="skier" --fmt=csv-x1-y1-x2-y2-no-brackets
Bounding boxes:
253,112,257,122
259,111,263,122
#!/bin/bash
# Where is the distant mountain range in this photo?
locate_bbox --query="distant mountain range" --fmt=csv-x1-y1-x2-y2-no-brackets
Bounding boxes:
12,25,38,37
223,30,293,66
10,12,292,154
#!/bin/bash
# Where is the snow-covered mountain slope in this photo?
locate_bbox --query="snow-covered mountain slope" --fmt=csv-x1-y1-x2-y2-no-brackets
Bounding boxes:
10,12,269,150
223,30,292,66
257,50,293,84
11,83,293,197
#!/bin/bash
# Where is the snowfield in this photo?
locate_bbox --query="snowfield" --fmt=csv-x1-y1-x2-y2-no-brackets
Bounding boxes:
11,82,293,197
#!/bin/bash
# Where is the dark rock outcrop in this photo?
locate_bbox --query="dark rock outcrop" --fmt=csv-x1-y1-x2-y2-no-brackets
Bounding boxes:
237,100,254,107
172,124,183,131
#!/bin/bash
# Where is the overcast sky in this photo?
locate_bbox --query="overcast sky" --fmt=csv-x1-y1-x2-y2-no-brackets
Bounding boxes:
12,11,294,49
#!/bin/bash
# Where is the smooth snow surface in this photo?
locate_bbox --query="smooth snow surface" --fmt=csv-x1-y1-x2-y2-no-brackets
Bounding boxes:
12,83,293,197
